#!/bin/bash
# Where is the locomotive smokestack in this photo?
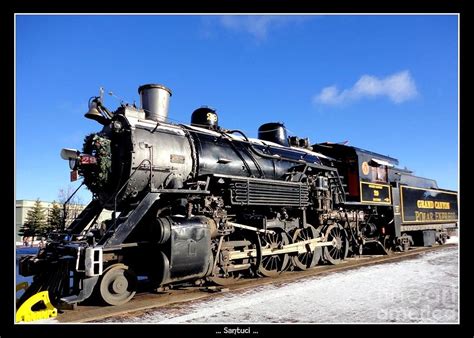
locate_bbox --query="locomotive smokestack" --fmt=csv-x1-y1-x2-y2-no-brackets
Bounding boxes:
138,84,172,122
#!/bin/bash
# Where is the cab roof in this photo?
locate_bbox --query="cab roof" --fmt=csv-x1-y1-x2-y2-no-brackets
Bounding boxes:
312,142,399,166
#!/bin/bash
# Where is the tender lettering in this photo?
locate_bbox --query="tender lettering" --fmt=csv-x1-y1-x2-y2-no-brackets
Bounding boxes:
416,200,451,210
415,211,457,222
435,201,451,209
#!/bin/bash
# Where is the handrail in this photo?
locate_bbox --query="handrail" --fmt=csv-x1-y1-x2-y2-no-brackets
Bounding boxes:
112,158,152,229
62,182,84,230
335,172,347,202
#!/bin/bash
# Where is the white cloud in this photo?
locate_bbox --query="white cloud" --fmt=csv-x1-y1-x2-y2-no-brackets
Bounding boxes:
314,70,418,105
218,15,309,40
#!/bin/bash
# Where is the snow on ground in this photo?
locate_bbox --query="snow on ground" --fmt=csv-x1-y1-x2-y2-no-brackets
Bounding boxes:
99,245,458,324
17,318,59,324
445,235,458,244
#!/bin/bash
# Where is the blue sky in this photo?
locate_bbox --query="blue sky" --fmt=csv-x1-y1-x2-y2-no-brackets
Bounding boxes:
16,15,458,203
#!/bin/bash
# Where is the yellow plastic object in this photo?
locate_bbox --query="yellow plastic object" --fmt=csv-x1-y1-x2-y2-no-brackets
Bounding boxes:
16,291,58,323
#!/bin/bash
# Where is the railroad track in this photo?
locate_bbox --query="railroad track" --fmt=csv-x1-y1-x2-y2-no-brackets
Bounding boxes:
56,243,457,323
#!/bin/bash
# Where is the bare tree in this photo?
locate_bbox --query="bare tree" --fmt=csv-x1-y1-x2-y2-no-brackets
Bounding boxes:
58,185,84,229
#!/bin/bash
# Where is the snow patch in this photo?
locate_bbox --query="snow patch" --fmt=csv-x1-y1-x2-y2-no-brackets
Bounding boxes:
445,236,458,244
17,318,59,324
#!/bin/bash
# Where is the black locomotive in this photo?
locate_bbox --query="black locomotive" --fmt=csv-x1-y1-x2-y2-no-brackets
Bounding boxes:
18,83,458,307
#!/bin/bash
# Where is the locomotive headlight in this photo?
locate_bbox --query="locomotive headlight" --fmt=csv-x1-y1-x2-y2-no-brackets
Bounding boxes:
60,148,80,170
69,158,78,170
60,148,80,160
112,120,122,133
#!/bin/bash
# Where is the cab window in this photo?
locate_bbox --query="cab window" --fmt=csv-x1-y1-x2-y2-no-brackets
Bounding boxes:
371,165,387,182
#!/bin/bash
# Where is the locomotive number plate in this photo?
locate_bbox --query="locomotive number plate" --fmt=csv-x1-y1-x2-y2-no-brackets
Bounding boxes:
360,181,392,205
170,154,185,164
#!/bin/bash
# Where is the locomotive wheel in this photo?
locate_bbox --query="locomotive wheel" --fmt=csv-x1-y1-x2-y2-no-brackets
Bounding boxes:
98,264,137,306
209,234,259,286
383,235,394,254
208,251,242,286
437,235,447,245
322,223,349,265
209,272,242,286
258,229,290,277
291,225,321,270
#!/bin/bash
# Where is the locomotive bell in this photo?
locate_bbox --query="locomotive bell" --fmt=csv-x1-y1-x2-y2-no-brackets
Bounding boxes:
191,106,219,130
84,101,109,125
138,84,172,122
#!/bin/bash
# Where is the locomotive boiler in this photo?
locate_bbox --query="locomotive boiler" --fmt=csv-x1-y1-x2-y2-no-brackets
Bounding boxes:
17,83,458,309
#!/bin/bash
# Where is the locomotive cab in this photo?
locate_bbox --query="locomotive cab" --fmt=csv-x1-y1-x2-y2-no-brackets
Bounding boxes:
312,143,398,203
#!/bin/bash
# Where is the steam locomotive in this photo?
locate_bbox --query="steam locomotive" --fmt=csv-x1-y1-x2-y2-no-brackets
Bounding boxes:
18,84,458,308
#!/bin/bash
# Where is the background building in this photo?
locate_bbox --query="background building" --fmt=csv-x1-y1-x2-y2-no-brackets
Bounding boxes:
15,200,111,244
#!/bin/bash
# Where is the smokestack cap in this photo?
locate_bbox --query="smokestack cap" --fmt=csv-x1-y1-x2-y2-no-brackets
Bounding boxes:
138,84,172,96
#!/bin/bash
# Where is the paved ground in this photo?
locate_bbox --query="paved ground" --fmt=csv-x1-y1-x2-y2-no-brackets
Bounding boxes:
98,242,458,324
